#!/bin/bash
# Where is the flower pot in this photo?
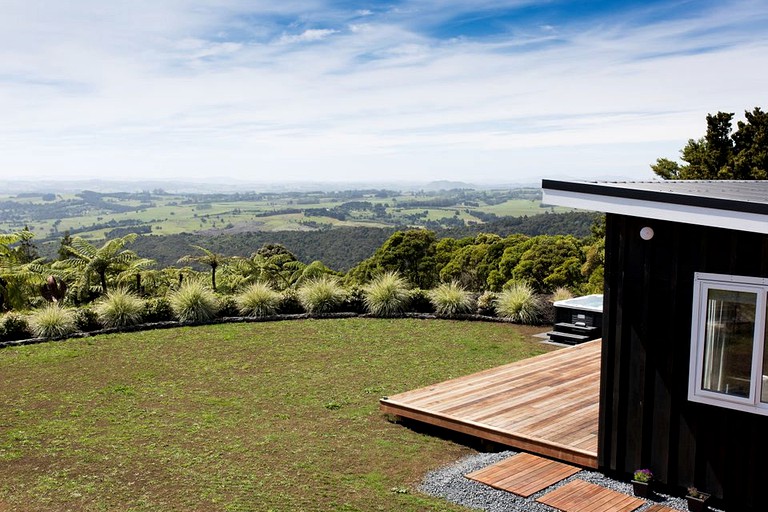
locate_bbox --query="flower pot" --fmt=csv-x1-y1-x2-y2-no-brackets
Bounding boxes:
686,493,710,512
631,480,652,498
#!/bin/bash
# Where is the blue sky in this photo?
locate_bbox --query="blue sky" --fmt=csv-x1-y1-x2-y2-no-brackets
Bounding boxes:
1,0,767,184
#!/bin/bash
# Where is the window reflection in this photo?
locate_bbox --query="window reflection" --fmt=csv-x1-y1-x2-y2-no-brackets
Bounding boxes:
702,289,756,398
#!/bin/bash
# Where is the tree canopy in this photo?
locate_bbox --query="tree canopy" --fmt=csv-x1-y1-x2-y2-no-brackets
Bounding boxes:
651,107,768,180
1,213,606,313
54,234,153,297
345,227,604,294
177,245,232,292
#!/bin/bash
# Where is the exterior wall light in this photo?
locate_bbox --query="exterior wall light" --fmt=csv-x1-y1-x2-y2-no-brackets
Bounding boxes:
640,226,654,240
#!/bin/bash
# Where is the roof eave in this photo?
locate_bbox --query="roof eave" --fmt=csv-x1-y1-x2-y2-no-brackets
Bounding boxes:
542,184,768,235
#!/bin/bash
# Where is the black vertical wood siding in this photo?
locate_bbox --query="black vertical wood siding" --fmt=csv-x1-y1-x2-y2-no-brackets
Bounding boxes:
599,214,768,510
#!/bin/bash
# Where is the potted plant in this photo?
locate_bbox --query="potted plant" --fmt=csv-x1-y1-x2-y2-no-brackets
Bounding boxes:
686,486,710,512
631,468,653,498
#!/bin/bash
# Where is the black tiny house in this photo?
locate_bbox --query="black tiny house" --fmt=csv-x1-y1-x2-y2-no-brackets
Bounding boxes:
542,180,768,511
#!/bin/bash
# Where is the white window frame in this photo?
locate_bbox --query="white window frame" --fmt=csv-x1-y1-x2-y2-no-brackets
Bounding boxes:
688,272,768,415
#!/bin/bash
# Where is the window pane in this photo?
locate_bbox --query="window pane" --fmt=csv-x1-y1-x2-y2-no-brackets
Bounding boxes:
701,288,756,398
763,301,768,404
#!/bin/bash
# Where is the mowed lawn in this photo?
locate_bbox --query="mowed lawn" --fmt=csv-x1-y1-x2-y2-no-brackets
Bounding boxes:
0,318,552,511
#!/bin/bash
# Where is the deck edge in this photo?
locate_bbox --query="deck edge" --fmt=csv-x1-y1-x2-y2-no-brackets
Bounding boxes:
381,398,599,469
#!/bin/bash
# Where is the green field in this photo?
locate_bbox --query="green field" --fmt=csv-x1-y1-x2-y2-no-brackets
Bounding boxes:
0,318,551,511
0,189,570,242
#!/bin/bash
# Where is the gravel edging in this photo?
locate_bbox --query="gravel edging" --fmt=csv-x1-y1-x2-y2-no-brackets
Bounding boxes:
419,450,726,512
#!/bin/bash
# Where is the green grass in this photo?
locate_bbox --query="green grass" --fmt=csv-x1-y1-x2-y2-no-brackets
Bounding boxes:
480,199,570,217
0,318,551,511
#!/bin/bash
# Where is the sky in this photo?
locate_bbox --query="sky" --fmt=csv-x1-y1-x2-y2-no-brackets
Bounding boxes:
1,0,767,185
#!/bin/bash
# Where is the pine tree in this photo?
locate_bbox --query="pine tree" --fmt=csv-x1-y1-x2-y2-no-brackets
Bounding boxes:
651,107,767,180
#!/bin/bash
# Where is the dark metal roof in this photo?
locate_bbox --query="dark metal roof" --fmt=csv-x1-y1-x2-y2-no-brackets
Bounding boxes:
541,180,768,215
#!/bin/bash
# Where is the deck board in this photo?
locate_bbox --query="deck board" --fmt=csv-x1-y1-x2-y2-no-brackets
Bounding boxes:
536,480,645,512
466,453,581,497
380,339,601,468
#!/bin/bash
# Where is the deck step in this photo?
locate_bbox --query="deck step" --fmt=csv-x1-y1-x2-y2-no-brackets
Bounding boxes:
555,322,598,332
537,479,645,511
546,331,592,344
466,453,580,497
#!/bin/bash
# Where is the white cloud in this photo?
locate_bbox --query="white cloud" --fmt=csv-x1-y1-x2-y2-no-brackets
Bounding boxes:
0,1,766,184
278,28,339,44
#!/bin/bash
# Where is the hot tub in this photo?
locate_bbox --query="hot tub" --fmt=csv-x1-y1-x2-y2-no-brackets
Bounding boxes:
548,294,603,345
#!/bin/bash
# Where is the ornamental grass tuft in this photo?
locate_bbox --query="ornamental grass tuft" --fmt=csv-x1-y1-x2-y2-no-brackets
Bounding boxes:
235,282,281,317
95,288,145,328
363,272,410,317
297,276,346,314
169,280,220,323
495,281,544,324
28,304,77,339
428,281,474,317
551,286,574,303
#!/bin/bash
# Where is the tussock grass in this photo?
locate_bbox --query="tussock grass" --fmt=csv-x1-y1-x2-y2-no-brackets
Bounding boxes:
168,280,220,323
429,281,474,317
95,289,145,328
495,281,544,324
363,271,410,317
235,282,281,317
27,304,76,338
0,319,551,511
297,276,346,314
551,286,574,303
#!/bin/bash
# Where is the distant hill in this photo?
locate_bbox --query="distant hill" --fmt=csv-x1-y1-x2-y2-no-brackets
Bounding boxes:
116,211,599,271
422,180,476,191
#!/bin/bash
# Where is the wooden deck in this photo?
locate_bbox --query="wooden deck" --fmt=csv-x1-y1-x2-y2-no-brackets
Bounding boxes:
380,339,601,468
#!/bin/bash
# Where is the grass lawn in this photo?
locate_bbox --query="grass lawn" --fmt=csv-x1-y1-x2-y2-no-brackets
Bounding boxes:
0,318,552,511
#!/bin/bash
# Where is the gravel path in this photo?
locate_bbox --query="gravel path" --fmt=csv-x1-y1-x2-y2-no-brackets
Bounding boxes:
419,450,717,512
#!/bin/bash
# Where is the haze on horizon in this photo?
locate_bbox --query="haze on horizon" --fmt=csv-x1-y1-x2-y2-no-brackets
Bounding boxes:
1,0,767,185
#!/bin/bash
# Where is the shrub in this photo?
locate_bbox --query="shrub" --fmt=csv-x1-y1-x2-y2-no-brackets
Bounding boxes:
633,469,653,483
28,305,77,339
429,282,474,317
235,283,281,318
94,289,145,328
363,272,410,317
277,288,304,315
297,276,346,314
0,312,32,341
495,282,544,324
344,286,367,314
408,288,434,313
217,295,239,318
169,281,220,323
476,291,498,316
142,297,174,323
75,306,101,332
551,287,574,303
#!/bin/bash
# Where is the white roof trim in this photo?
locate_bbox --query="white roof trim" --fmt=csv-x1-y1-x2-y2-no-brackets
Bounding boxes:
543,188,768,235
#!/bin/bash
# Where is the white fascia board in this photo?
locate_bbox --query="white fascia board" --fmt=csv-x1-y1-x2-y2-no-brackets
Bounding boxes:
543,188,768,235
